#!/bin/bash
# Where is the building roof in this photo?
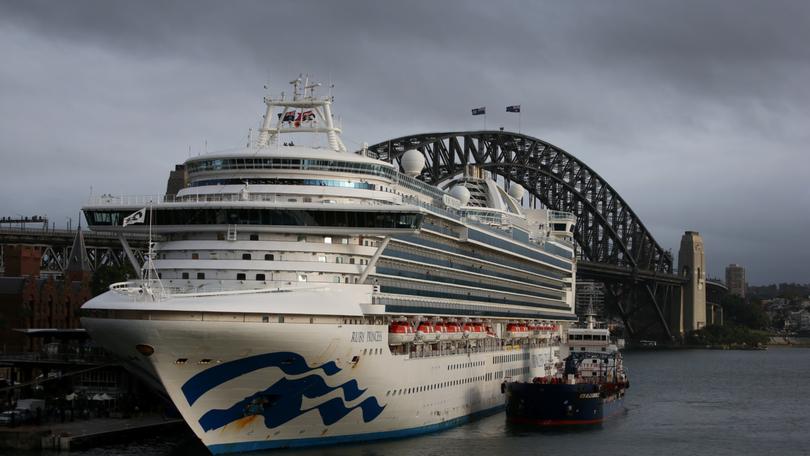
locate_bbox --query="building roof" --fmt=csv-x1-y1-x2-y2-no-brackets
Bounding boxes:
66,227,93,274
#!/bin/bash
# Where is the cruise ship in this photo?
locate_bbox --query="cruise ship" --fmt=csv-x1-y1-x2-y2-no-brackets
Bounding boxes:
79,77,578,454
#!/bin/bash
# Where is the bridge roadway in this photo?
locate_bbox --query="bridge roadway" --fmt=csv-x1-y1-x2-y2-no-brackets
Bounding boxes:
578,260,686,286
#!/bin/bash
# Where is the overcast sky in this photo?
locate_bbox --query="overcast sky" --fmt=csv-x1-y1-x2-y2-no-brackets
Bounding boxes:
0,1,808,285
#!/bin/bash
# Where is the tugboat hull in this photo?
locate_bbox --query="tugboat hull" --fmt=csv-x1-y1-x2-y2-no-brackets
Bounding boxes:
506,382,625,425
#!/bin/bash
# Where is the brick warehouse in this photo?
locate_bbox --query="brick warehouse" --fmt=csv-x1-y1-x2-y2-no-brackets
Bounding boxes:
0,234,92,353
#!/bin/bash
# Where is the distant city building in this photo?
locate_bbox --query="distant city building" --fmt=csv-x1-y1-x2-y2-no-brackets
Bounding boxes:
576,280,605,319
725,263,746,298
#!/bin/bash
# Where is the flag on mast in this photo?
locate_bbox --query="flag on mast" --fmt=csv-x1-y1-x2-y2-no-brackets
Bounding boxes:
123,208,147,227
471,107,486,116
506,105,521,113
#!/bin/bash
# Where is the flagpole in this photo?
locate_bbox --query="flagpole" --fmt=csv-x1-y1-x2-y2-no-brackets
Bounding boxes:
518,111,521,134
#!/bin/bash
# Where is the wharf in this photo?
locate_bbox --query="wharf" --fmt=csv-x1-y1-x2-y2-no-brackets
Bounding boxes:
0,415,186,451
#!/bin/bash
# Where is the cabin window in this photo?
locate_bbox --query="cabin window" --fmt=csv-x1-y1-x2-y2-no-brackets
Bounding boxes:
297,235,306,242
256,273,266,281
298,274,307,282
237,273,246,281
191,253,199,260
350,258,355,264
265,254,274,261
197,273,205,279
242,253,252,260
324,237,332,244
318,256,327,263
182,272,189,279
336,257,344,264
250,234,259,241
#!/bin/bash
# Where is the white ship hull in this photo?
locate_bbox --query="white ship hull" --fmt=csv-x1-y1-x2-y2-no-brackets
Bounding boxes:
82,294,562,453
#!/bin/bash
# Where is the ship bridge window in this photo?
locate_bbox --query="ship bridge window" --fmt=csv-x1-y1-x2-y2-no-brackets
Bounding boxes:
182,272,189,280
197,273,205,279
237,273,246,281
250,234,259,241
265,254,274,261
256,273,266,281
87,208,423,230
242,253,252,260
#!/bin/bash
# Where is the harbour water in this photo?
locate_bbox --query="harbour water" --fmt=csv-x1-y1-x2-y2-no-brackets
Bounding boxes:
19,348,810,456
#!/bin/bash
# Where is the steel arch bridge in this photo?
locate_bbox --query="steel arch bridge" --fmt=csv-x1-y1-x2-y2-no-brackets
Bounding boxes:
367,131,686,341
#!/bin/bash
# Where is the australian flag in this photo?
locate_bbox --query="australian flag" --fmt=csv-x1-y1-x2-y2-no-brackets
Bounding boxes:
471,107,486,116
506,105,521,113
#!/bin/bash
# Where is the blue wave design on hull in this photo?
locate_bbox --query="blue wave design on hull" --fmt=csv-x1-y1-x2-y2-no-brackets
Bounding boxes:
198,375,385,431
181,351,385,432
182,351,340,406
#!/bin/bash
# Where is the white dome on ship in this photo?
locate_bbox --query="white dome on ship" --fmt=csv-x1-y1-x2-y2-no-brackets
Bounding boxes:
508,183,525,201
449,185,471,206
401,149,425,177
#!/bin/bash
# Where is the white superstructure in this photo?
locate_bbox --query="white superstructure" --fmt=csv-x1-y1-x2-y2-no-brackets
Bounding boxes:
80,76,578,454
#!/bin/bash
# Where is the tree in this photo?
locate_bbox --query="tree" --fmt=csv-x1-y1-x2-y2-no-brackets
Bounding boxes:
720,294,769,330
91,264,136,296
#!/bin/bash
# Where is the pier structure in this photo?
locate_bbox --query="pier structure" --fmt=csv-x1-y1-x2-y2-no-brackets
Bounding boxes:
367,131,719,343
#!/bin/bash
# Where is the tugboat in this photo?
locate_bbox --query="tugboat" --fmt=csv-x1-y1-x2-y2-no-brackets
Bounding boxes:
505,310,628,425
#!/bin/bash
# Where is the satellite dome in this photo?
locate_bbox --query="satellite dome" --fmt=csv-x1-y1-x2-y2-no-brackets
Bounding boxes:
401,149,425,177
508,184,525,201
449,185,471,206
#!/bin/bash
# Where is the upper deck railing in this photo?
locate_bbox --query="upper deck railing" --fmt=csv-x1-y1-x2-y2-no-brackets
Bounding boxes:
85,193,402,207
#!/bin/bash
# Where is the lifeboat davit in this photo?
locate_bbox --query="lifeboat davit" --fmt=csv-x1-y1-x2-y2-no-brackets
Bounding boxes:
485,324,496,338
416,321,439,343
434,321,449,341
445,321,464,341
388,321,415,345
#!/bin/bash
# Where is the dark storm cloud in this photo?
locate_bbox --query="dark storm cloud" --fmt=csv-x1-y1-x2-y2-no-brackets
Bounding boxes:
1,0,808,284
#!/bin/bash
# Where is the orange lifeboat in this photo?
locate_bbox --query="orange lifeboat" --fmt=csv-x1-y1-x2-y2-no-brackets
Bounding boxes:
463,321,486,340
434,321,449,341
519,323,530,338
388,321,415,345
445,321,464,341
505,322,522,339
416,321,439,343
